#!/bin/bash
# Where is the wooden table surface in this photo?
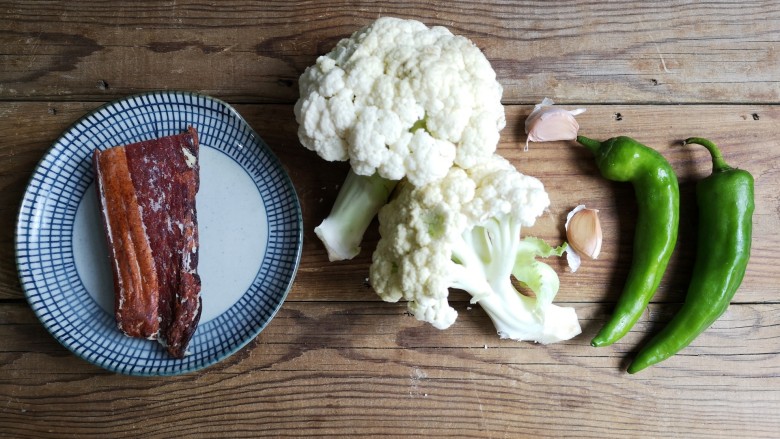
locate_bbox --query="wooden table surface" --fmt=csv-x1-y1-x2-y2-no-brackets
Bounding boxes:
2,1,779,438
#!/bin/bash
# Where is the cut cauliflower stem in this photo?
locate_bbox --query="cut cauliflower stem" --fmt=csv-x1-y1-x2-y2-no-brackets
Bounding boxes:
370,155,581,344
294,17,506,261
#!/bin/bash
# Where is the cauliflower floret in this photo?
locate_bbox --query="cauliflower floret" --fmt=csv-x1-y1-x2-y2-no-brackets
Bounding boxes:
295,16,505,186
370,155,581,344
296,17,507,262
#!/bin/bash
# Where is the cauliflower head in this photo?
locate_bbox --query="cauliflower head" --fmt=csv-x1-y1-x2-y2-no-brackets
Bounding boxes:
294,17,506,187
370,155,581,344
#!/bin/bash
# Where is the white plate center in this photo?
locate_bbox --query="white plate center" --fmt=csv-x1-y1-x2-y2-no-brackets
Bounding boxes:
73,145,268,323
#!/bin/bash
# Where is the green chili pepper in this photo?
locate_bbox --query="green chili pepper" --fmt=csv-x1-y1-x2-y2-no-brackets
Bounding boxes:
628,137,754,373
576,135,679,347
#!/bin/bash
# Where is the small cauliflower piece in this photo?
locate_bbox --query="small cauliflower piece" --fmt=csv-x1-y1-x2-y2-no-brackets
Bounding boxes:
295,17,506,261
370,155,581,344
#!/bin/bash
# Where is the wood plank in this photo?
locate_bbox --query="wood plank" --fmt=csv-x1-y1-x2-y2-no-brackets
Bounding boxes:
2,102,778,304
1,1,778,104
0,301,778,438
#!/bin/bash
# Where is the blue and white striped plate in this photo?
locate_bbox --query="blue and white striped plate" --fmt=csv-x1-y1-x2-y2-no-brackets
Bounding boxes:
16,91,302,375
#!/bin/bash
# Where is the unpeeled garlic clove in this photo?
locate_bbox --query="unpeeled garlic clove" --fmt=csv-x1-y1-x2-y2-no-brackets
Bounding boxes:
524,98,586,151
565,205,602,260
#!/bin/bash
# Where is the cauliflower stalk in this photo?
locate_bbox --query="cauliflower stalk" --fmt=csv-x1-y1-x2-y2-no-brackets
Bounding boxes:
370,155,581,344
294,17,505,261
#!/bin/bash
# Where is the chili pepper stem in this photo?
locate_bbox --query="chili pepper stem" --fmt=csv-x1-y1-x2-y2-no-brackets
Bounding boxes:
684,137,730,172
576,135,601,154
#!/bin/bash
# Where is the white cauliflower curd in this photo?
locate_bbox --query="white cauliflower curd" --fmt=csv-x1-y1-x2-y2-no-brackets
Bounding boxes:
295,16,505,185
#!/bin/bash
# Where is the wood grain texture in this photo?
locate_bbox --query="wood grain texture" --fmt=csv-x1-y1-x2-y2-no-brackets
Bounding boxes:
1,301,778,438
1,1,778,104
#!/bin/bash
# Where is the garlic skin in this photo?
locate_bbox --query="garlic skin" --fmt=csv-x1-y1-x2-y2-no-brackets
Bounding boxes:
524,98,586,151
566,244,582,273
564,205,603,272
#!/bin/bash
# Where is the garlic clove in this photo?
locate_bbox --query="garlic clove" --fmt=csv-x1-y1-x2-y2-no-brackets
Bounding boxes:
565,205,602,260
524,98,586,151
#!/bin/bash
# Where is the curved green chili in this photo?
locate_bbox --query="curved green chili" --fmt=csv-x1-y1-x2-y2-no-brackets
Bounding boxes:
577,136,679,347
628,137,754,373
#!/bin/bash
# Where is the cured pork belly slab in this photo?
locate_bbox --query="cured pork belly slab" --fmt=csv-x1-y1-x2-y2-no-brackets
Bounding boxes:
93,127,202,358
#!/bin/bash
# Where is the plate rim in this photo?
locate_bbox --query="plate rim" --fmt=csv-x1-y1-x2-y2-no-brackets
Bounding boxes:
14,90,303,376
